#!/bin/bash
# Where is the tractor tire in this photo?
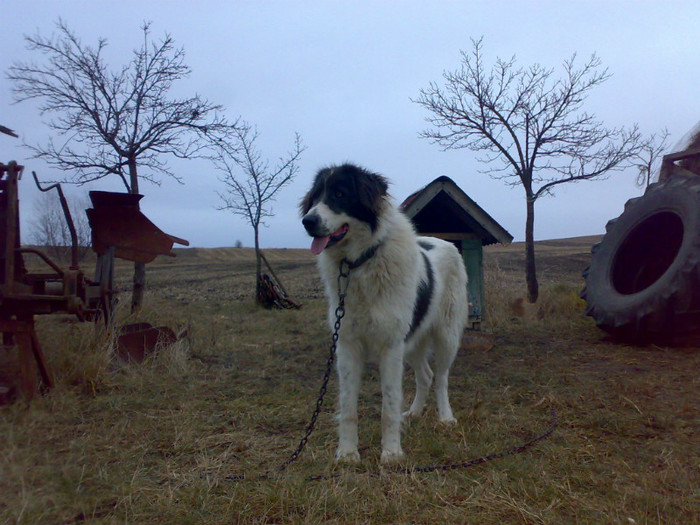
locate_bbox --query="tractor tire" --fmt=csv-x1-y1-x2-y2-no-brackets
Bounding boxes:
582,173,700,343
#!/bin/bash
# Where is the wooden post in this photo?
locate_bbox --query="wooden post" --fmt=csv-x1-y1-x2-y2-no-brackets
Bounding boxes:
0,163,20,295
461,238,484,330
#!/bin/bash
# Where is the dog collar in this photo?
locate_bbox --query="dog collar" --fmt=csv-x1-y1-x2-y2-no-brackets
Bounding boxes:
345,243,382,270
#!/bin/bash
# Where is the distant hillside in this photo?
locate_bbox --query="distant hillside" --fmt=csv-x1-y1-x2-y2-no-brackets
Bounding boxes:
24,235,603,272
167,247,312,264
485,235,602,256
160,235,603,269
484,235,602,284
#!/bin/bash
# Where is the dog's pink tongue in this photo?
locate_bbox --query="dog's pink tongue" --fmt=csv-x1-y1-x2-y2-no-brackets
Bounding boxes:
310,236,330,255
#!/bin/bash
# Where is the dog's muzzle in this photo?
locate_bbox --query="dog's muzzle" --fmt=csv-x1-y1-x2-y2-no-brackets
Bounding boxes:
302,213,323,236
302,213,348,255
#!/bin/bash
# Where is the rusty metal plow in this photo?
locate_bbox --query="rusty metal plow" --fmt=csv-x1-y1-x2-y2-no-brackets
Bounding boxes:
0,161,188,403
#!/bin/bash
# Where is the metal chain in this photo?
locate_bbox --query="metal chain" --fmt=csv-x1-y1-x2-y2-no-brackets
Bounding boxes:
392,406,558,475
302,406,557,481
277,259,351,472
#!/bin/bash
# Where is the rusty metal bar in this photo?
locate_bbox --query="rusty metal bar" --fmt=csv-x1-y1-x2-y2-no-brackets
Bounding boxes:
16,248,64,278
32,171,79,269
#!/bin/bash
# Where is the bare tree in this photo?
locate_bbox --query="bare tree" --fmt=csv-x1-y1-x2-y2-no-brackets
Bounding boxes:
7,19,238,310
414,38,642,302
214,122,304,304
29,191,92,263
631,129,671,189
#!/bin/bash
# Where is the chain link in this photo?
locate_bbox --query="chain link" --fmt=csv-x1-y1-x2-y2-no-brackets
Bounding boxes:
392,407,558,475
277,259,351,472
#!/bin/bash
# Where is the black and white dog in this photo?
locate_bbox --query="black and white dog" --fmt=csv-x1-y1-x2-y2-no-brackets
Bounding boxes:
300,164,468,464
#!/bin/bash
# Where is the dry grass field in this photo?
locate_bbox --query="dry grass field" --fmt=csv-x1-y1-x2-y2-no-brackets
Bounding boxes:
1,237,698,524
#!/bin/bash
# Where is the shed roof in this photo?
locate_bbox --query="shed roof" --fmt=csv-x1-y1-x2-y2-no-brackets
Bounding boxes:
400,176,513,246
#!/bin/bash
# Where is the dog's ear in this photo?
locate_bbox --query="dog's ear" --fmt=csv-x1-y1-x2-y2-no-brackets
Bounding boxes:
299,170,327,216
356,168,389,214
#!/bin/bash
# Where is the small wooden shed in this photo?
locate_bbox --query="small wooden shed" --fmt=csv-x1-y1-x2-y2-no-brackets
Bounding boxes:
401,176,513,329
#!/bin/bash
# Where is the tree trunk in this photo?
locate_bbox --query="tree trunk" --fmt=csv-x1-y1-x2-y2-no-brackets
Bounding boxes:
131,261,146,312
127,158,146,312
254,225,262,304
525,193,539,303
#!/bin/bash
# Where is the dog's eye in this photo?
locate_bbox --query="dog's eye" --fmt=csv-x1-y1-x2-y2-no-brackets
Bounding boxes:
335,190,344,199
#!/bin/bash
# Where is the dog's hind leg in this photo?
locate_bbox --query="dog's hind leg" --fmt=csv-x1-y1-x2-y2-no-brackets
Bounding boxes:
335,345,363,463
432,329,459,424
404,341,433,419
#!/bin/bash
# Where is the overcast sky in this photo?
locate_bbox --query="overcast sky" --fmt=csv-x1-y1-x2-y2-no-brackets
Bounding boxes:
2,1,699,249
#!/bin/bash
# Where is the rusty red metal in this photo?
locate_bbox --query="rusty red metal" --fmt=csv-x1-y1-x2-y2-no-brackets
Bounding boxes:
87,191,188,263
0,161,188,403
1,162,59,401
116,323,177,363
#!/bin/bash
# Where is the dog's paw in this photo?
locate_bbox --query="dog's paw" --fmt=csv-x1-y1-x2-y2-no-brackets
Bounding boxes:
335,448,361,464
439,416,458,426
402,409,422,421
380,448,405,465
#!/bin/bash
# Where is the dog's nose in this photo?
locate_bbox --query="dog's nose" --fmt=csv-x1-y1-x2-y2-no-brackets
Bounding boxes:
302,213,320,234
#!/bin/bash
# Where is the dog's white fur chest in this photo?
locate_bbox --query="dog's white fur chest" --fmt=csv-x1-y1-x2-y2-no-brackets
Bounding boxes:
317,206,421,352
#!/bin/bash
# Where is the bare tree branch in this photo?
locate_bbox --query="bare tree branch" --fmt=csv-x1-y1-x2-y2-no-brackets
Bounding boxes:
629,128,671,188
215,123,304,227
7,19,238,193
7,19,240,311
414,38,643,302
29,191,92,263
213,121,305,303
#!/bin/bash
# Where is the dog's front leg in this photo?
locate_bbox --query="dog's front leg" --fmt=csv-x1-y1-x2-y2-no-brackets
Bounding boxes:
379,345,405,464
335,345,362,463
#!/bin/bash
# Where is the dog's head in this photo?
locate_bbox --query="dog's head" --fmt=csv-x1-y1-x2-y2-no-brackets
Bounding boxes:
300,164,389,255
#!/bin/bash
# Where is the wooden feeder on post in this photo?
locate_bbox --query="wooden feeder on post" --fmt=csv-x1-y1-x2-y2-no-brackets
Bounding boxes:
401,176,513,329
